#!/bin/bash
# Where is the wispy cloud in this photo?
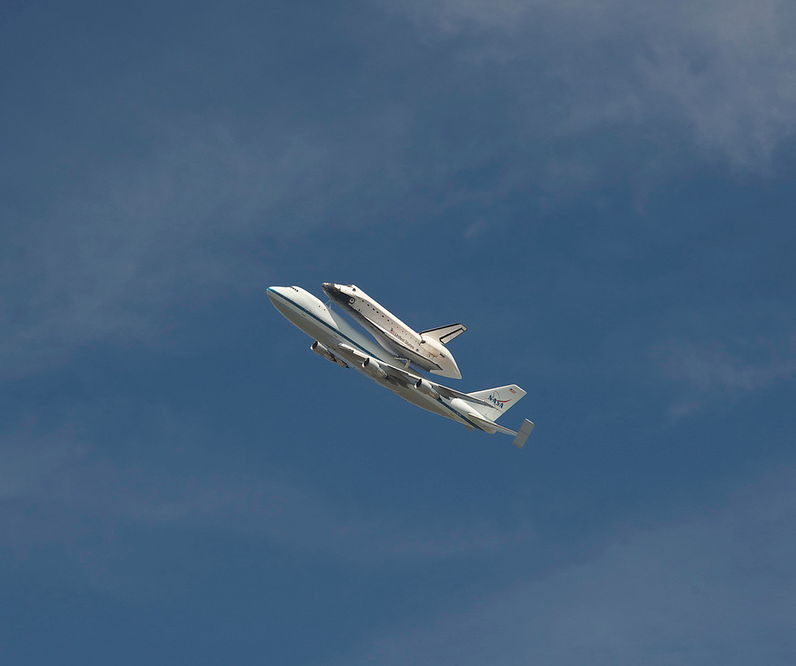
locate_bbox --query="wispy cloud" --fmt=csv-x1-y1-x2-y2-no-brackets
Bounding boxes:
652,327,796,417
1,417,531,595
339,464,796,666
387,0,796,171
0,107,414,378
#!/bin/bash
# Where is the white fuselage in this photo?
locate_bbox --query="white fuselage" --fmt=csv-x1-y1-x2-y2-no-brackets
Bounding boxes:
321,283,462,379
267,286,484,430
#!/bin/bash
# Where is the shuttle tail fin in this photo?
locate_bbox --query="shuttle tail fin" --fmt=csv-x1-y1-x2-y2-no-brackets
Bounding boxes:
420,323,466,346
466,385,526,422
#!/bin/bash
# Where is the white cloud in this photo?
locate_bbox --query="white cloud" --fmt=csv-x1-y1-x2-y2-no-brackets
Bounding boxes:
652,327,796,417
386,0,796,169
339,464,796,666
660,340,796,392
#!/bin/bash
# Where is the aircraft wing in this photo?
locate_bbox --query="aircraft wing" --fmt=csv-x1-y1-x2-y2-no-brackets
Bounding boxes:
337,343,491,408
337,344,413,383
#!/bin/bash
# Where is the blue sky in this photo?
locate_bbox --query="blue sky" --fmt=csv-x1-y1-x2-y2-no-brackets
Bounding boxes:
2,1,796,663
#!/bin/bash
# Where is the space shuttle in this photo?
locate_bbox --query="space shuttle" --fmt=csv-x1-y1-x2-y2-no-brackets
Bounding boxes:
322,283,466,379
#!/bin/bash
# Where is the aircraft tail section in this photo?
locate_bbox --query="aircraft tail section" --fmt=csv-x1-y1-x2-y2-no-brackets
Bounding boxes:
420,323,466,346
466,385,526,422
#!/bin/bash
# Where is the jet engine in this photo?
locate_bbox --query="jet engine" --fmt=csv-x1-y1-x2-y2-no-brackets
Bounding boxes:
310,341,348,368
414,378,440,400
362,356,388,379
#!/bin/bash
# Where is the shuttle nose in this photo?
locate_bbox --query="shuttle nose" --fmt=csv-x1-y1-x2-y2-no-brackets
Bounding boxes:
322,282,344,301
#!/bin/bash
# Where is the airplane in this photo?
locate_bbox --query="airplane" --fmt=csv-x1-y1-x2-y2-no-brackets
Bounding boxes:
267,285,535,449
321,282,465,379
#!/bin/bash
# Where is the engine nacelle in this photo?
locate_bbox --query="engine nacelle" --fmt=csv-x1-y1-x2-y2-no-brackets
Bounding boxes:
414,378,440,400
310,341,348,368
362,356,388,379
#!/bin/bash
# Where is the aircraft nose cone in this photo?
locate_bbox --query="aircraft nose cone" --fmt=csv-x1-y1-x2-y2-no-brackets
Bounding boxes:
266,286,279,303
322,282,341,299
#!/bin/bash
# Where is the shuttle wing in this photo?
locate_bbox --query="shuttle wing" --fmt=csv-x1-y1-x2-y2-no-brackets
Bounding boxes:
362,319,445,372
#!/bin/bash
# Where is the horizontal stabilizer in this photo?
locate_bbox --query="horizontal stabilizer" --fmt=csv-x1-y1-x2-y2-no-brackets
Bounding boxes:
468,412,518,436
512,419,535,449
435,384,492,408
421,323,466,346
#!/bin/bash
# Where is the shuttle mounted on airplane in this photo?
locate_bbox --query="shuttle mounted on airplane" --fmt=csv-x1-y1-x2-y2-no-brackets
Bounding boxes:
268,284,534,449
322,282,465,379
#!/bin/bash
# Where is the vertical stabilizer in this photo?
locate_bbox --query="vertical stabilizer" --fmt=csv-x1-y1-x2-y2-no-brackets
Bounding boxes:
420,323,466,345
466,385,526,422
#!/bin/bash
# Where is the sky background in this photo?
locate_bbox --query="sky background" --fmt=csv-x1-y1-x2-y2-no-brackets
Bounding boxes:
2,1,796,663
